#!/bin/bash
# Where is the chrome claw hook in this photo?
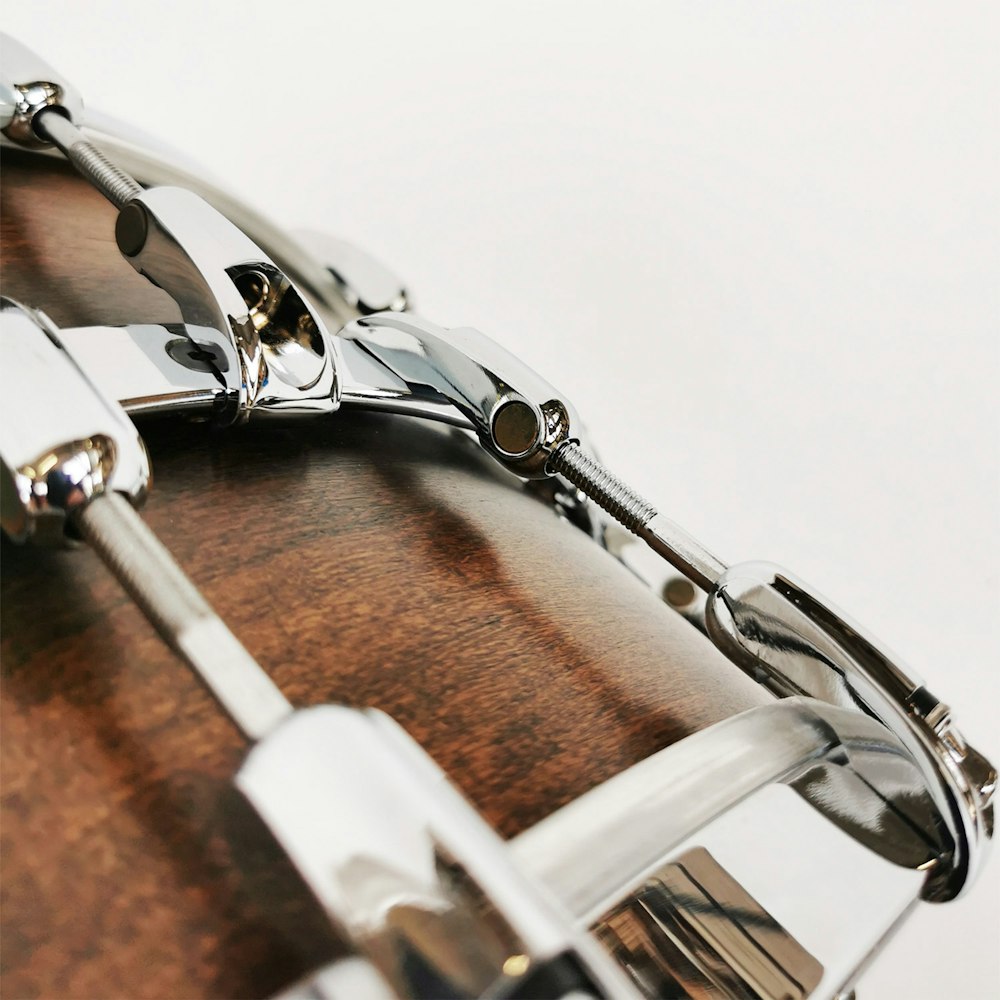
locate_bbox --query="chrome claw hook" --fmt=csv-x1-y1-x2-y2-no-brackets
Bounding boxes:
112,187,340,423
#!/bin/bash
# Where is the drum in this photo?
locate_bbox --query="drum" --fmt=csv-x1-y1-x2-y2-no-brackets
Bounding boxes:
0,146,773,996
1,36,994,1000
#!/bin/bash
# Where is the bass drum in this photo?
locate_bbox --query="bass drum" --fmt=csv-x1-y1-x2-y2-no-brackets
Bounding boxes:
0,148,770,998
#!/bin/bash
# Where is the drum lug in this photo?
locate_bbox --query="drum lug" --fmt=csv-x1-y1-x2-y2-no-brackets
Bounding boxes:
0,34,342,425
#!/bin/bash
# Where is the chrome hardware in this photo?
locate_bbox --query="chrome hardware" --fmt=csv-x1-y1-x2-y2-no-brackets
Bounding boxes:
33,107,142,207
341,313,721,584
54,321,489,429
341,312,571,469
294,230,410,315
342,312,578,478
54,317,569,442
0,297,292,740
547,444,727,592
118,187,341,421
0,34,139,206
0,301,635,999
238,706,638,1000
56,322,296,418
0,299,149,544
337,308,991,903
0,34,83,146
341,310,990,903
44,307,996,907
0,32,341,424
704,562,995,901
26,308,999,913
512,698,938,999
596,846,824,1000
511,699,940,925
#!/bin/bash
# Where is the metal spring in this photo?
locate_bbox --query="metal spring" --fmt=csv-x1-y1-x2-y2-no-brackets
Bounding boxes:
548,442,657,532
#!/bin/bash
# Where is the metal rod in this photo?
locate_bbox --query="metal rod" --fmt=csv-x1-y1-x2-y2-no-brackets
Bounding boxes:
548,442,726,592
33,108,142,208
73,493,293,741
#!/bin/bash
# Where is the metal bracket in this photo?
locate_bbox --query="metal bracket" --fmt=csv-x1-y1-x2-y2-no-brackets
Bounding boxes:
117,187,341,422
0,298,149,544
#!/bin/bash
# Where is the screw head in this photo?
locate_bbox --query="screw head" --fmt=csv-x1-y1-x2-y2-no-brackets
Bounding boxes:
491,398,542,458
115,202,148,257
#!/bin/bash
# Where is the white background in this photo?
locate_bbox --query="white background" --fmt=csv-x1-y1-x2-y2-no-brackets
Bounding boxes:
7,2,998,997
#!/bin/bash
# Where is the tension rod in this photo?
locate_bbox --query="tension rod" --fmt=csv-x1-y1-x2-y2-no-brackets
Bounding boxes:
33,108,142,207
547,442,727,592
73,492,293,742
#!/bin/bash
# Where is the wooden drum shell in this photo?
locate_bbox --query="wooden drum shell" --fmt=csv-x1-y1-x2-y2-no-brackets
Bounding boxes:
0,151,770,998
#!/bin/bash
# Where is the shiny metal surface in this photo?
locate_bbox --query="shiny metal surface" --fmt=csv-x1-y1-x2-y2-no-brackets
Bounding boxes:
548,444,727,592
54,321,488,431
0,106,361,332
511,698,938,925
121,187,341,421
54,317,567,443
1,35,995,996
54,323,278,417
342,312,578,477
0,298,149,544
44,305,997,910
0,51,343,425
598,783,923,1000
293,230,409,315
238,706,639,1000
33,107,142,207
512,699,932,999
0,33,83,146
344,315,723,587
596,846,824,1000
704,562,995,901
339,304,992,914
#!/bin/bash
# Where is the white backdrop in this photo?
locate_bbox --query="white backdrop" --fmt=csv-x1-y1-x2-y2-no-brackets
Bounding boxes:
7,2,998,997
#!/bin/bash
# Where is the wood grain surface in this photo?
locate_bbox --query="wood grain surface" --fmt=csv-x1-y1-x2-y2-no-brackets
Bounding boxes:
0,150,771,998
